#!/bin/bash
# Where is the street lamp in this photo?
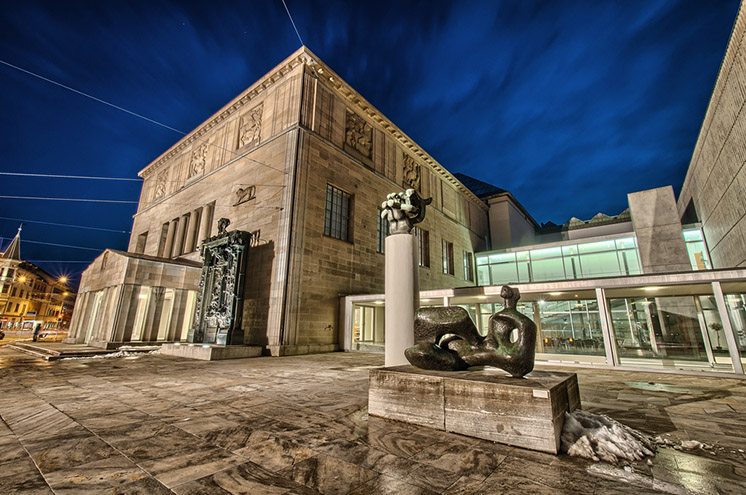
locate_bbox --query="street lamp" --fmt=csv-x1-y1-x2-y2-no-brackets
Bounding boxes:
58,276,68,284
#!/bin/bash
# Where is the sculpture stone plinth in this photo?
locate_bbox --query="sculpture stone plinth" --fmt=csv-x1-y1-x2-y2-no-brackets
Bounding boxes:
160,342,262,361
368,366,580,454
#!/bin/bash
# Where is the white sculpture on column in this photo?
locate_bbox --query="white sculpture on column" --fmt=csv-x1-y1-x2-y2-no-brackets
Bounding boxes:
381,189,432,366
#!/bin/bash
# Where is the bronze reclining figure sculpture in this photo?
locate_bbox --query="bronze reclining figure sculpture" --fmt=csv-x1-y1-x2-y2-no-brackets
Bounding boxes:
405,285,536,378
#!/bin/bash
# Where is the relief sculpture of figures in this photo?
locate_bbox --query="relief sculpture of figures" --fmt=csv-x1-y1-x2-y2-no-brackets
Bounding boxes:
345,110,373,158
238,105,262,149
402,154,421,190
405,285,537,377
380,189,432,234
189,143,208,178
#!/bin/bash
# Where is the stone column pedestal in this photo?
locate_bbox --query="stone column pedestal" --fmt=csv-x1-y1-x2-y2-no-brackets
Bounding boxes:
384,233,418,366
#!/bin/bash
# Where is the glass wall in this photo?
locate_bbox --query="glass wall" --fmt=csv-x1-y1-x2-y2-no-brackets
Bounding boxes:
725,294,746,367
352,304,384,352
477,299,605,357
476,236,642,286
609,295,721,366
683,227,712,270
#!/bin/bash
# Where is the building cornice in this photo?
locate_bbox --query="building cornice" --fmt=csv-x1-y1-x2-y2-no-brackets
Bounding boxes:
138,47,489,213
301,48,488,211
139,48,312,178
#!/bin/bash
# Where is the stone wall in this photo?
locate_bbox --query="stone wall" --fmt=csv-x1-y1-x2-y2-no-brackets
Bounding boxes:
629,186,690,274
68,250,200,346
128,59,306,347
678,3,746,268
274,65,491,353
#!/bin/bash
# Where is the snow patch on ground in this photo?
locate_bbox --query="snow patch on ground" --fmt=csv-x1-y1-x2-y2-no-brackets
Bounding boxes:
561,410,656,463
561,410,725,465
61,349,160,360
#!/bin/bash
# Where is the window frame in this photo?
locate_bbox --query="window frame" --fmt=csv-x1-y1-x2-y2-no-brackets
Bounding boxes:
463,250,474,282
323,184,353,242
442,239,455,275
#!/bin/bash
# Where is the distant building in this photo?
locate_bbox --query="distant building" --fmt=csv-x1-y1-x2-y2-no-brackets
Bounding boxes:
0,226,74,333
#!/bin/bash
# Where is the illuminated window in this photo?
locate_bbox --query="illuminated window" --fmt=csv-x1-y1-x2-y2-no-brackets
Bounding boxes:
463,251,474,282
442,240,454,275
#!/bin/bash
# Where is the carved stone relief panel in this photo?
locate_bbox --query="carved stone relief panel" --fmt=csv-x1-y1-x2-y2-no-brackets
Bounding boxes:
238,104,263,149
188,143,208,179
402,153,421,191
153,173,167,201
344,110,373,158
233,185,256,207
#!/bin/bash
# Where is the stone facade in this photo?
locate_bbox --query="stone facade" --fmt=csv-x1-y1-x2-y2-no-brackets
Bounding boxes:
72,48,490,355
66,250,200,348
629,186,691,273
678,2,746,268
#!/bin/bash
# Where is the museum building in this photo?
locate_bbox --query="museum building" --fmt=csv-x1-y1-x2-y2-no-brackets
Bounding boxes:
67,47,491,355
68,24,746,375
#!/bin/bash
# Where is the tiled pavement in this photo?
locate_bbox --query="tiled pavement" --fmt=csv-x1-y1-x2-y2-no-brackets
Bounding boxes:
0,348,744,494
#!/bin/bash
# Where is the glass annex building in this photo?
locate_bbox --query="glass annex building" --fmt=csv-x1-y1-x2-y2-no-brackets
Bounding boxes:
343,202,746,376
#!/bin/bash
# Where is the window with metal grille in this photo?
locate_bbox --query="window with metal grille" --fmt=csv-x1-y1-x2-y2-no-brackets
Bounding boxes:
414,227,430,267
442,239,454,275
376,210,389,253
324,184,352,241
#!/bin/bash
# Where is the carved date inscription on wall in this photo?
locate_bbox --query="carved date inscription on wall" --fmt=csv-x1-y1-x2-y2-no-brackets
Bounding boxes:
345,110,372,158
233,185,256,206
238,104,263,149
153,173,167,200
402,154,421,190
189,144,208,179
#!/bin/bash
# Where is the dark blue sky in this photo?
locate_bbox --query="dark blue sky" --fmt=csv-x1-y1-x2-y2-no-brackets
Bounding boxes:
0,0,739,285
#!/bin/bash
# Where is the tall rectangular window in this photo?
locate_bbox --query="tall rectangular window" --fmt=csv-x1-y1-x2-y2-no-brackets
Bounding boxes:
376,210,389,253
463,251,474,282
157,222,169,257
135,232,148,254
442,239,454,275
414,227,430,267
324,184,352,241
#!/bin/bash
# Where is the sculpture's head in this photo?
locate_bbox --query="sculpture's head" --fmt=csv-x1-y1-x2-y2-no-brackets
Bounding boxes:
500,285,520,309
217,217,231,235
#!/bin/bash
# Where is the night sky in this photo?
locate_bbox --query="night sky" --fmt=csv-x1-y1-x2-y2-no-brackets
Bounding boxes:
0,0,739,287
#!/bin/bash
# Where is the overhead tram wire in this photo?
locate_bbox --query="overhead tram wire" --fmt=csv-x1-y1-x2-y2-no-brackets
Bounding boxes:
0,195,138,204
0,171,141,181
0,216,131,234
20,239,111,252
0,58,290,177
280,0,305,46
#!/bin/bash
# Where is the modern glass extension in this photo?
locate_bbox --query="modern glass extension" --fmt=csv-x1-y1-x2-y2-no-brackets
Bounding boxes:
343,269,746,375
476,235,643,286
476,227,712,287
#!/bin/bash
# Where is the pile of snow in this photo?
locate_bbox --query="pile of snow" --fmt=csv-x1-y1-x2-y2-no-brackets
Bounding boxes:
61,349,160,360
118,345,160,352
561,410,655,463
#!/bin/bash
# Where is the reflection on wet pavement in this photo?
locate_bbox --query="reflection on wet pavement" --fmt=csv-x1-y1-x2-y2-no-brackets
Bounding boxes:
0,347,744,494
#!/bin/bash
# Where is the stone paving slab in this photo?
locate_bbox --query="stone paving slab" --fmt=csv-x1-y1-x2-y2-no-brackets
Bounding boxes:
0,348,744,494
